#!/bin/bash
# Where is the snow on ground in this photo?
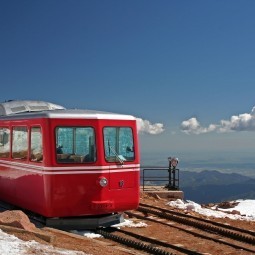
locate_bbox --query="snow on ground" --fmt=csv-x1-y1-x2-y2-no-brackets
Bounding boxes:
167,199,255,221
112,219,148,228
71,230,102,239
74,219,148,238
0,229,86,255
213,199,255,217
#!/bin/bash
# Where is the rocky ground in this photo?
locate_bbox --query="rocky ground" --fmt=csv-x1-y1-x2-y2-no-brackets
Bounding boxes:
1,193,255,255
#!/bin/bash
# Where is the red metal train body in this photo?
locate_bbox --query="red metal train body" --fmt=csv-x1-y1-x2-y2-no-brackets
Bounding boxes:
0,100,140,229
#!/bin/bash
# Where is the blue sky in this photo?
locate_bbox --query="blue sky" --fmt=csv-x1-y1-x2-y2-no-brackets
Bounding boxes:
1,1,255,166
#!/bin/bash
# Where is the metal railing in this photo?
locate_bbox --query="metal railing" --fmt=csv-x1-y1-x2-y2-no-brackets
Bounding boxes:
141,166,179,191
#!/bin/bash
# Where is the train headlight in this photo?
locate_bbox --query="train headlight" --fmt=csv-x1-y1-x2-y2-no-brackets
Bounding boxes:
98,177,108,187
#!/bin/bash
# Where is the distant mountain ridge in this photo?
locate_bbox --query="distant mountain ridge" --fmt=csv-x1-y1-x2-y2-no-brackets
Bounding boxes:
180,170,255,204
180,170,252,187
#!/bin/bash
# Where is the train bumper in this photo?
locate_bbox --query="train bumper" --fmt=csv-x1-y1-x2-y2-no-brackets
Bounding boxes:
45,213,124,230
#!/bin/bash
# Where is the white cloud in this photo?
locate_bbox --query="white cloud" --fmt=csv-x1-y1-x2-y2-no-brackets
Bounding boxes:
136,118,165,135
181,106,255,134
219,108,255,132
180,117,217,135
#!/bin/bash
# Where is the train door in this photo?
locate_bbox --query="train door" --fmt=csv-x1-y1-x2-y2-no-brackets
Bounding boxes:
103,126,136,190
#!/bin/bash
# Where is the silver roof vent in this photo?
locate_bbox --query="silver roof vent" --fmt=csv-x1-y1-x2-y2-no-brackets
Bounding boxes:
0,100,65,116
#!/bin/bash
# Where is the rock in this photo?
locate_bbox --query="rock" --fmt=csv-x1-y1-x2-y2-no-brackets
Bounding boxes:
217,201,239,209
230,210,241,215
0,210,36,231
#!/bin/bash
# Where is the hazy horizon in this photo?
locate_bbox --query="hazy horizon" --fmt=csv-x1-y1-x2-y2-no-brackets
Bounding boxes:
140,149,255,177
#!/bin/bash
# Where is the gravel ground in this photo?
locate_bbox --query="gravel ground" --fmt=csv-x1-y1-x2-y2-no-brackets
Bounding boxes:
1,192,255,255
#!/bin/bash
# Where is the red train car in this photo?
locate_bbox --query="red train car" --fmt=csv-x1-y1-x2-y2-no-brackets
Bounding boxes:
0,100,140,229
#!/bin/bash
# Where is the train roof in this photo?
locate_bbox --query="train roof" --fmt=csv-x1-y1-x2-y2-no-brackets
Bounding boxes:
0,100,136,120
0,100,65,115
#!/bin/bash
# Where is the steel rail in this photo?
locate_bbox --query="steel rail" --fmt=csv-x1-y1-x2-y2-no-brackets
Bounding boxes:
126,211,255,254
96,228,175,255
140,202,255,236
138,204,255,245
96,227,204,255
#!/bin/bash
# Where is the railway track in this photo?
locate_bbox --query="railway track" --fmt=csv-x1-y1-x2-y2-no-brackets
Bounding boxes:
122,202,255,254
94,202,255,255
1,200,255,254
96,227,204,255
139,202,255,237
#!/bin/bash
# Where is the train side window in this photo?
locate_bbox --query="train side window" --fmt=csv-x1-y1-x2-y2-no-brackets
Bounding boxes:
56,127,96,163
104,127,135,163
12,127,28,160
0,127,10,158
30,127,43,162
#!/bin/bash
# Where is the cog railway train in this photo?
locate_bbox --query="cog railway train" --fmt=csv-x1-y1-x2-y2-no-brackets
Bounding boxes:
0,100,140,229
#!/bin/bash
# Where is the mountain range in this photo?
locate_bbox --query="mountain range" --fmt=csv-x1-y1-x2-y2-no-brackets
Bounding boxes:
180,170,255,204
141,168,255,204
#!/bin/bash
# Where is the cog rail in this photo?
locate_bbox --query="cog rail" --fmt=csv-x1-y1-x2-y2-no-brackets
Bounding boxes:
96,227,204,255
137,203,255,247
140,202,255,236
126,210,255,254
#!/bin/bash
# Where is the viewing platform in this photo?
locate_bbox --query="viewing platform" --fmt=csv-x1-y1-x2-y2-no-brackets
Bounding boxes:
141,158,184,200
141,186,184,200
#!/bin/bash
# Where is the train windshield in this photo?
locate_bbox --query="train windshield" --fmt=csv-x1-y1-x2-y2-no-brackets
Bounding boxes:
104,127,135,163
56,127,96,163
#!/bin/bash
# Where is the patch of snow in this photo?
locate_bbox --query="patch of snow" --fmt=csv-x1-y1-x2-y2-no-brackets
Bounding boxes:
71,219,147,239
167,199,255,221
215,199,255,219
71,230,102,239
0,229,86,255
112,219,148,228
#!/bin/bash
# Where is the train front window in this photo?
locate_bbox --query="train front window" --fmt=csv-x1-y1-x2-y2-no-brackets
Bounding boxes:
104,127,135,163
56,127,96,163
